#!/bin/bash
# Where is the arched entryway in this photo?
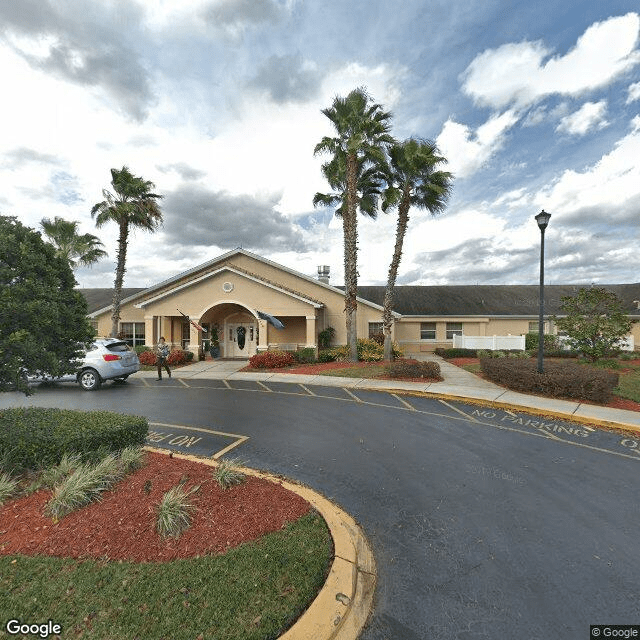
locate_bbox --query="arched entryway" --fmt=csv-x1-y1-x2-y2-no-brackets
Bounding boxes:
199,302,259,358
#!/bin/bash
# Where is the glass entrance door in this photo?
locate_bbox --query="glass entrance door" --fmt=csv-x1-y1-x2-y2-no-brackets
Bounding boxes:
226,323,257,357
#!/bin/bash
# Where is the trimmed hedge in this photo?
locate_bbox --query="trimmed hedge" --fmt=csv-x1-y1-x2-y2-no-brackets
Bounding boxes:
0,408,148,473
387,359,442,380
435,348,478,358
293,348,317,364
139,349,194,366
479,358,619,403
249,351,295,369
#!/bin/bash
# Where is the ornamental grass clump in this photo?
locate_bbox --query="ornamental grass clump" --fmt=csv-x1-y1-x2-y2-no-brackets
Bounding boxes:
0,472,18,505
213,458,246,490
44,453,127,520
156,484,200,538
117,445,146,473
38,452,82,490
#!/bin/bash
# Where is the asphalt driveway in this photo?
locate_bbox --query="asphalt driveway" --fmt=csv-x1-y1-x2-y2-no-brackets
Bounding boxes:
2,378,639,639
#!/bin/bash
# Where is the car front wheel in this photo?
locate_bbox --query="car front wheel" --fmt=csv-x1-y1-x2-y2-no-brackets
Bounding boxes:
79,368,101,391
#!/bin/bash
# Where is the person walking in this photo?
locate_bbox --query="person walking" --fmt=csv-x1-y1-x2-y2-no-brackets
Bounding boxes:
155,337,171,380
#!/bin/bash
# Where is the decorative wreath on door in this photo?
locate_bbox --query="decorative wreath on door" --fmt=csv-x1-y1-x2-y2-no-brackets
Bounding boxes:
236,326,246,350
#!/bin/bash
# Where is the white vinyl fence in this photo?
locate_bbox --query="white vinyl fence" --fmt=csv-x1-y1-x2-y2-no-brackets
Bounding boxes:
453,335,526,351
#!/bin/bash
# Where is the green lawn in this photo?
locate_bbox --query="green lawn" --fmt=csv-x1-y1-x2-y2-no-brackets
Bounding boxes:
316,365,388,378
0,511,332,640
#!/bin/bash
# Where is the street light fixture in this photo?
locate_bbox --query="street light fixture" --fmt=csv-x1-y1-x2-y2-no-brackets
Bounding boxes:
535,210,551,373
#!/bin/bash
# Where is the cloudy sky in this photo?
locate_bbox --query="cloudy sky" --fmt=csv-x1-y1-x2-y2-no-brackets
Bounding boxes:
1,1,639,290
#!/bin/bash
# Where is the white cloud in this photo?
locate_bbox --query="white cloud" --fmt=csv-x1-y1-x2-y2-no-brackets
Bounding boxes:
537,121,640,216
462,13,640,109
627,81,640,103
436,110,519,178
555,100,609,136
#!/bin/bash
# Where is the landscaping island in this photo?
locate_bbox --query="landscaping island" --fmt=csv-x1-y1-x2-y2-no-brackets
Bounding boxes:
0,409,333,640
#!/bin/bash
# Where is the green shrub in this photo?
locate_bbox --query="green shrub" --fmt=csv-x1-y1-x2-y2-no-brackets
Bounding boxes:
0,408,148,474
434,348,478,358
317,326,336,349
134,345,152,355
330,338,402,362
387,359,442,380
479,358,619,403
293,348,317,364
156,484,200,538
525,332,560,351
317,349,337,363
249,351,295,369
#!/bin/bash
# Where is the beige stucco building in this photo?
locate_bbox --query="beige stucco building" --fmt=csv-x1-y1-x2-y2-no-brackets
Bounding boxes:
84,249,640,357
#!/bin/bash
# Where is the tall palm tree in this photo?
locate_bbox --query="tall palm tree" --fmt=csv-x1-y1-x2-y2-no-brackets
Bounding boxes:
40,216,107,269
314,87,393,361
91,166,163,338
381,138,453,360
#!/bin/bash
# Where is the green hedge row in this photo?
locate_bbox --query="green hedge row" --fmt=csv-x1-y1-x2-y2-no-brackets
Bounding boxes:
387,359,442,380
434,348,479,358
0,408,148,473
479,358,619,403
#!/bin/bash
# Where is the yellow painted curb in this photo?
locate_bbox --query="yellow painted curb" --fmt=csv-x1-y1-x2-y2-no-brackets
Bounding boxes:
354,385,640,437
144,447,376,640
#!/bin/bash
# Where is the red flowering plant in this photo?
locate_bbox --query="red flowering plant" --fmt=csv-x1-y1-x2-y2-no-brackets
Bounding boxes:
138,350,157,366
249,351,295,369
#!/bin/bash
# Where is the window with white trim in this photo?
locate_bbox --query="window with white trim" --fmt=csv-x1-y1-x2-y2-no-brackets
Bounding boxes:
120,322,145,347
368,322,384,337
446,322,463,340
420,322,436,340
528,321,549,333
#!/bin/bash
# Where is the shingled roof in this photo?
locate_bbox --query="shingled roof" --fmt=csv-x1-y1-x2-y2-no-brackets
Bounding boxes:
348,283,640,316
79,283,640,318
79,288,146,315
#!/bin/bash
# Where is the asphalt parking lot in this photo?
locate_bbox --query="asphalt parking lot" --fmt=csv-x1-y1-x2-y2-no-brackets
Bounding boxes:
2,377,639,639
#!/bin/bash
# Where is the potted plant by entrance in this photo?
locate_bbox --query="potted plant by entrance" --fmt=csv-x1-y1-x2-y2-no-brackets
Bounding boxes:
209,325,221,359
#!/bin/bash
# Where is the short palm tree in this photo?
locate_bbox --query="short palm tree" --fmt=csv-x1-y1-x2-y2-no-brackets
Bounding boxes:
381,139,453,360
40,217,107,269
314,88,393,361
91,166,163,338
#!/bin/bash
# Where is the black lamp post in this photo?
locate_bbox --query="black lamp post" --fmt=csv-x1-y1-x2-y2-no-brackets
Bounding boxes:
535,210,551,373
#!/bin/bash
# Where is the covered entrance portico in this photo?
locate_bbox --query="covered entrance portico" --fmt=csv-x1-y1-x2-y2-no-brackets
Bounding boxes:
199,302,262,359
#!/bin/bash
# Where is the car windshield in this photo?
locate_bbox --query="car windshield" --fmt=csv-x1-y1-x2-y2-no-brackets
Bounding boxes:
105,342,131,352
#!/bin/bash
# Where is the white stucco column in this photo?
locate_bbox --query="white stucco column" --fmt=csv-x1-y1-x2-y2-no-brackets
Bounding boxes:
257,319,268,352
188,319,201,359
144,316,155,347
305,315,317,350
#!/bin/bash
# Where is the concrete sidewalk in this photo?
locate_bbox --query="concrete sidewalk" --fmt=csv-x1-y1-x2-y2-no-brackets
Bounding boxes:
139,356,640,432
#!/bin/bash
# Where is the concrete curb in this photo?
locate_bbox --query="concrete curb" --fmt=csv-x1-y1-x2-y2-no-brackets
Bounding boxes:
145,447,376,640
355,385,640,436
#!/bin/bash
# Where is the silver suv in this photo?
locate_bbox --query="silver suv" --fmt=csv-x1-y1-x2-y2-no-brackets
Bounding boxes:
28,338,141,391
77,338,140,390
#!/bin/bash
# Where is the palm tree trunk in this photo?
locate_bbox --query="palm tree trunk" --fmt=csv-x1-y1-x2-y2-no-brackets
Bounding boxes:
110,221,129,338
344,153,359,362
383,189,411,361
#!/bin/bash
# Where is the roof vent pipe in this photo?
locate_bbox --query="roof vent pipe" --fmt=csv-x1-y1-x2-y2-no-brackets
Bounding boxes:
317,265,330,284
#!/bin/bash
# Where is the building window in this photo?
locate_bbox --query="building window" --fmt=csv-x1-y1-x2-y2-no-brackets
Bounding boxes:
528,321,549,333
182,321,190,349
120,322,145,347
420,322,436,340
368,322,384,338
446,322,463,340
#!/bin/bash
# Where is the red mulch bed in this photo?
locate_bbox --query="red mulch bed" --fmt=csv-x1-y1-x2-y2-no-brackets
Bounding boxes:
240,361,441,383
0,452,311,563
240,361,386,375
